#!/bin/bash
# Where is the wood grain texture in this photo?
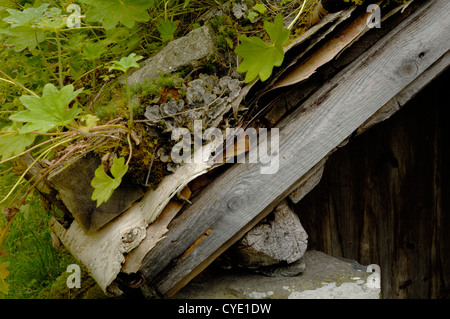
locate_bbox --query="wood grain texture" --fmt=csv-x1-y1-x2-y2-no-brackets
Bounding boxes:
121,186,191,274
358,50,450,135
140,0,450,296
16,153,70,219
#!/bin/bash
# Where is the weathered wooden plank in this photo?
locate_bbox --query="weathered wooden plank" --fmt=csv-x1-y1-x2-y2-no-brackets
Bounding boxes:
14,153,70,219
140,0,450,296
357,49,450,135
121,186,191,274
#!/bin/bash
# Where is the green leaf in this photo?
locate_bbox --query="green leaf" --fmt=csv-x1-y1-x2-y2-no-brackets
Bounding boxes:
81,0,154,30
91,157,129,207
247,11,259,23
82,42,107,61
157,18,177,42
38,7,65,32
110,156,129,179
0,123,36,161
252,3,266,14
2,4,49,27
235,14,290,83
9,83,83,133
81,114,99,128
235,35,280,82
264,14,290,46
108,52,143,73
3,25,47,52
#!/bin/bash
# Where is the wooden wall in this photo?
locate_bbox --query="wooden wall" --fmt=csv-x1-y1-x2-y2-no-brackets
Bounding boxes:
294,69,450,299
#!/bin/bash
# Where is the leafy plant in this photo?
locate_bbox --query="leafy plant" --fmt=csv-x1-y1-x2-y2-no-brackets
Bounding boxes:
157,18,177,42
246,3,267,22
108,53,143,127
0,0,337,298
1,4,49,52
0,123,36,161
9,84,83,134
91,156,129,207
81,0,155,30
2,4,49,28
235,14,290,83
108,53,143,74
253,3,267,14
82,43,107,62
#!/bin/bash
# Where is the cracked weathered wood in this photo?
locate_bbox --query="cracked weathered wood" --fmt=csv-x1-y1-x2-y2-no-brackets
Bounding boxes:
139,0,450,297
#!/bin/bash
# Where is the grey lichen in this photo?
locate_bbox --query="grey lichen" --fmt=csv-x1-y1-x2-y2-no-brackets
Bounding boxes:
144,74,242,131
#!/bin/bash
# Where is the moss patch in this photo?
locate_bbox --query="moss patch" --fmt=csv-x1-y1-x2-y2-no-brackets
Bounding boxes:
44,267,107,299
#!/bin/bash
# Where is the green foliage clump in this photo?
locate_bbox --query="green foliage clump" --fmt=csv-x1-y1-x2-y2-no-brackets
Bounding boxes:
0,191,74,298
45,267,106,299
0,0,317,298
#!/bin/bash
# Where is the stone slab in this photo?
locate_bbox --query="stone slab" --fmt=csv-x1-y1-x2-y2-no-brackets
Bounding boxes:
168,250,381,299
125,26,217,86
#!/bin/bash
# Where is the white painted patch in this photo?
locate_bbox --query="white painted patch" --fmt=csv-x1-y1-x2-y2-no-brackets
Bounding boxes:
288,281,380,299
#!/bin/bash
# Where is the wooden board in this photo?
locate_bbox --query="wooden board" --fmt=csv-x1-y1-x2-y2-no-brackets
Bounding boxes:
358,50,450,134
139,0,450,297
